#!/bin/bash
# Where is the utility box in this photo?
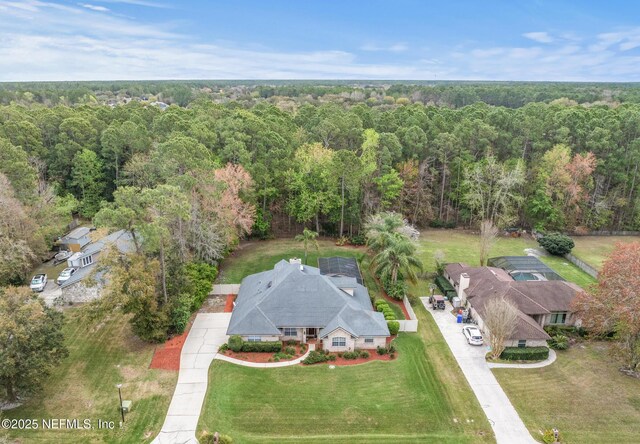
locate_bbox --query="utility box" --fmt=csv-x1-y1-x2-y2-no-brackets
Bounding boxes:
452,297,461,308
121,400,132,413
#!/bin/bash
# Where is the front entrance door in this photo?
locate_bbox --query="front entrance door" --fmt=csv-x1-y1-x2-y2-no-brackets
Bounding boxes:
306,328,317,338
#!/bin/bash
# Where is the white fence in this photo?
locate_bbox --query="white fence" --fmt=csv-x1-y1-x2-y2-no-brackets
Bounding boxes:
211,284,241,295
398,296,418,332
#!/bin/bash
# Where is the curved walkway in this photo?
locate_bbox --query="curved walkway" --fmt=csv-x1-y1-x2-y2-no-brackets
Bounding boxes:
422,298,537,444
488,349,557,369
215,344,314,368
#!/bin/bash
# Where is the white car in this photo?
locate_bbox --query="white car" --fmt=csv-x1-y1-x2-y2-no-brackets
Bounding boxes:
56,267,77,285
462,326,484,346
30,274,48,292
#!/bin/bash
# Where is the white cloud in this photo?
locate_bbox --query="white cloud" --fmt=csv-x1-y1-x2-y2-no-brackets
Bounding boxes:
79,3,109,12
523,32,554,43
94,0,170,8
361,42,408,52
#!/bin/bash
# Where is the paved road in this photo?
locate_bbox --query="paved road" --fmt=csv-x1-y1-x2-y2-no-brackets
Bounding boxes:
153,313,232,444
421,298,537,444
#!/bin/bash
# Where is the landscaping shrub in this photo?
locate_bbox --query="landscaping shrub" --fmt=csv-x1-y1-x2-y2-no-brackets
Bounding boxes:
500,346,550,361
377,345,387,355
286,339,297,346
342,351,360,360
328,354,337,361
387,320,400,335
348,234,366,246
169,294,192,334
375,300,390,311
285,346,296,355
384,312,396,321
273,352,293,360
228,335,243,353
335,236,348,246
382,276,407,300
200,432,233,444
542,429,560,444
388,343,396,353
218,343,229,352
538,233,575,256
548,334,569,350
303,350,331,365
241,341,282,353
360,350,369,358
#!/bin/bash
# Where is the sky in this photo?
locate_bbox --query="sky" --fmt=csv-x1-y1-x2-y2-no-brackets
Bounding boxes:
1,0,640,81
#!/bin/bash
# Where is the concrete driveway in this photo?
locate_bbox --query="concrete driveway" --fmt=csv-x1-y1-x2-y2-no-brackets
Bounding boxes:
153,313,231,444
421,298,537,444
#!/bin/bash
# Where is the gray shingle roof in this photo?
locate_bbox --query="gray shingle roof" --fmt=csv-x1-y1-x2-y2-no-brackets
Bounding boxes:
227,260,389,338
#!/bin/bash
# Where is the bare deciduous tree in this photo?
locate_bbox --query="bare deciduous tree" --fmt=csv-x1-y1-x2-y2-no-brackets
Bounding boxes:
479,219,499,266
483,295,519,360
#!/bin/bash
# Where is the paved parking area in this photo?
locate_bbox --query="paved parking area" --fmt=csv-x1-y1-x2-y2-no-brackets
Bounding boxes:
421,298,536,444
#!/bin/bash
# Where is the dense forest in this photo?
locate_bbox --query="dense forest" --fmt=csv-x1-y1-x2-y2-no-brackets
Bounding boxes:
3,81,640,337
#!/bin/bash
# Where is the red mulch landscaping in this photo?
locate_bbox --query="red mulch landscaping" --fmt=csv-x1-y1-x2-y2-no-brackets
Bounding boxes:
224,294,235,313
149,320,194,371
377,283,411,319
328,352,394,366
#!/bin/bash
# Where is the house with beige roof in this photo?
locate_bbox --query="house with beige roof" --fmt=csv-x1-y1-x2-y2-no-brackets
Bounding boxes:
444,259,582,347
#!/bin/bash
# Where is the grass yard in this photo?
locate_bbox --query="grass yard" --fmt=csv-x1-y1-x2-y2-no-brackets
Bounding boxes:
4,309,176,444
198,332,493,443
218,238,405,318
571,235,640,270
415,229,596,288
493,342,640,443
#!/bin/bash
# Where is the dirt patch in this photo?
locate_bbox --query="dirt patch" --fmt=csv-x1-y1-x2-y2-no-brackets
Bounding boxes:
200,295,227,313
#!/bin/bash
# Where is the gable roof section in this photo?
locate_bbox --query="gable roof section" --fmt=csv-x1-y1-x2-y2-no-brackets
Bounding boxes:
227,260,389,338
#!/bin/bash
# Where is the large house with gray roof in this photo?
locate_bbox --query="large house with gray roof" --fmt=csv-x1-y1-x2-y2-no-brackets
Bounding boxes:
445,260,582,347
227,259,390,351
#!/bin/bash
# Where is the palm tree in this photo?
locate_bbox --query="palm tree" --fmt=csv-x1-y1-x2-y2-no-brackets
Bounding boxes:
295,228,319,265
364,212,404,253
374,235,423,285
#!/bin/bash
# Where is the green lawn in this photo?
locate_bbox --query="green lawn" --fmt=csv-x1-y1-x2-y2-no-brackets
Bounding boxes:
198,332,492,443
4,309,176,444
201,238,493,443
415,229,596,288
493,342,640,443
571,235,640,270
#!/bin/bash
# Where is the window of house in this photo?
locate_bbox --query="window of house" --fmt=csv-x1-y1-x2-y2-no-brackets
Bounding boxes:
364,338,374,344
332,337,346,347
283,328,297,337
549,312,567,324
81,255,93,267
518,340,527,348
247,336,261,342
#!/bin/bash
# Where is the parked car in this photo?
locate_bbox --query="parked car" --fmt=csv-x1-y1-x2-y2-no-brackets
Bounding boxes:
54,250,72,264
30,274,48,292
56,267,77,285
462,326,484,346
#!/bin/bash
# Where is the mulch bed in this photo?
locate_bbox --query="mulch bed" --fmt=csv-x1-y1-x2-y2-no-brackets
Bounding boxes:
375,277,411,319
149,317,195,371
224,294,235,313
328,352,395,366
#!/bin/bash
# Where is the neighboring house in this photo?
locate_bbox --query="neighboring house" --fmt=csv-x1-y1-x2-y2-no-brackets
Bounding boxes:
59,230,136,303
445,261,582,347
57,227,92,252
227,259,390,351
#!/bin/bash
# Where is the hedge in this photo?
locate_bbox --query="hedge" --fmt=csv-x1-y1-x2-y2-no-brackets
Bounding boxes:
228,335,243,352
387,320,400,335
303,350,335,365
435,275,456,299
500,346,549,361
241,341,282,353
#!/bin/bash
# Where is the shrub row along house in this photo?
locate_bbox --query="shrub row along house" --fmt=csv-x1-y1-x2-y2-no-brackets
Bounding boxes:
227,259,390,351
444,256,581,347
